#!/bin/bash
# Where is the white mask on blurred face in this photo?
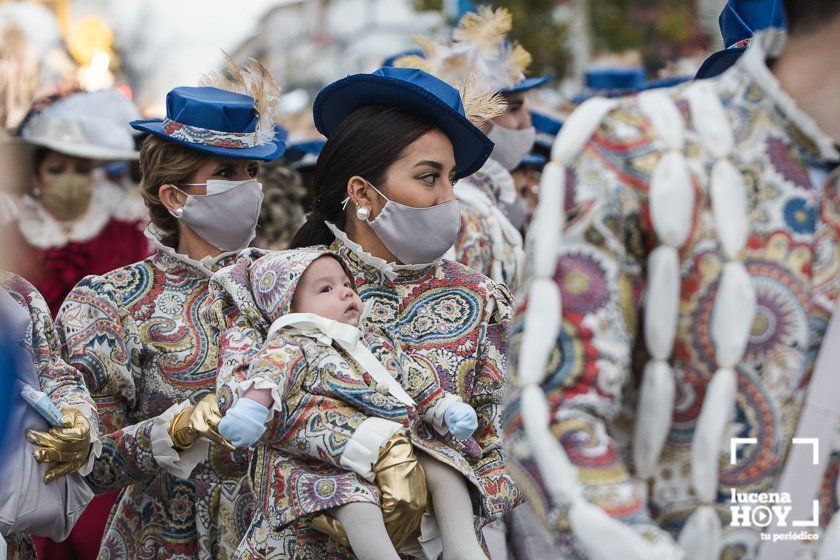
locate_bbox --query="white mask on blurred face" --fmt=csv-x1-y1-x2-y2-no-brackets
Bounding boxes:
487,123,536,170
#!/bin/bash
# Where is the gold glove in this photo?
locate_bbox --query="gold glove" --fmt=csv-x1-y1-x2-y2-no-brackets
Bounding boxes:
26,409,92,484
168,394,234,450
311,434,428,550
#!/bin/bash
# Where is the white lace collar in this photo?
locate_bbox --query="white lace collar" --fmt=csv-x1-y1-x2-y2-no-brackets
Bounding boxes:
736,29,839,162
145,224,238,278
325,222,440,281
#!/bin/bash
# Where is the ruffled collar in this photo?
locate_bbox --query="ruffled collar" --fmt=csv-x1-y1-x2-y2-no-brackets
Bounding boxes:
325,222,438,282
735,30,839,162
146,224,238,278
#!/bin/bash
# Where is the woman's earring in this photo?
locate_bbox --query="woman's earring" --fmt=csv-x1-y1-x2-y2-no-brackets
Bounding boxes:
355,206,370,221
173,207,184,218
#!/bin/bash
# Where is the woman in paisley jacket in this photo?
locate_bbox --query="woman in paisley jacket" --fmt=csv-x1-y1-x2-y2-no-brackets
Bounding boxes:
47,64,288,560
222,67,521,558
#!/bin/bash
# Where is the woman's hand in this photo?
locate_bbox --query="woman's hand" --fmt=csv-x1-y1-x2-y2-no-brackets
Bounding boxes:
26,409,92,484
169,394,234,450
444,402,479,440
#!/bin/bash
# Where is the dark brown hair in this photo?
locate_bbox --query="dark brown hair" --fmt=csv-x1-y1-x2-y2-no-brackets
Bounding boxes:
289,105,437,248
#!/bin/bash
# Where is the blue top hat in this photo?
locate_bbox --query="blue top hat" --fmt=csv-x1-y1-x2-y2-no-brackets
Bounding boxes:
130,87,287,161
284,139,325,170
313,66,493,180
695,0,786,79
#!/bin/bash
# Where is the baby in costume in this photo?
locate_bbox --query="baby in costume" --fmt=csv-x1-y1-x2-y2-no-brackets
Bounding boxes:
215,248,488,559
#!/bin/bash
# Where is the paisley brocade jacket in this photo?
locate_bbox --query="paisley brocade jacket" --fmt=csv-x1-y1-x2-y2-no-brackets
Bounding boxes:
55,233,254,560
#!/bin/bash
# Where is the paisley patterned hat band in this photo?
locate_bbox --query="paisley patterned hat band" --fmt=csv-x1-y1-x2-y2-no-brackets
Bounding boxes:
161,118,263,149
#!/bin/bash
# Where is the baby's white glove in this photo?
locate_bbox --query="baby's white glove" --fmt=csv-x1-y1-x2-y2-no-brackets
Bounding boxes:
443,402,478,440
218,398,271,448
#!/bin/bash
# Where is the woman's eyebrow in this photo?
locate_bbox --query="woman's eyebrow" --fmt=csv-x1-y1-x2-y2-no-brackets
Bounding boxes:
414,160,443,171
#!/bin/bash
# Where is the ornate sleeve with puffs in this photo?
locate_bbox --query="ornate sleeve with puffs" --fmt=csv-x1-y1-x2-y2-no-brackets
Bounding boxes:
56,273,204,492
502,98,683,557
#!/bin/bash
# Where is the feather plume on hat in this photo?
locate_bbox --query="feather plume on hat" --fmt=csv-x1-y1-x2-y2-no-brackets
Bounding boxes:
459,75,507,128
394,7,533,99
199,53,283,145
453,5,512,53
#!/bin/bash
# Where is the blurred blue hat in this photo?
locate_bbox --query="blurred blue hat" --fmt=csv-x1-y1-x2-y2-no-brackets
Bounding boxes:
695,0,787,79
382,49,423,68
530,110,562,151
500,75,554,95
585,67,647,93
639,76,692,91
313,66,493,180
284,140,325,170
131,87,287,161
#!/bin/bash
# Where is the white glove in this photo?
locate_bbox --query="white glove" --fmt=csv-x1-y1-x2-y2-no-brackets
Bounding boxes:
443,402,478,440
218,398,271,448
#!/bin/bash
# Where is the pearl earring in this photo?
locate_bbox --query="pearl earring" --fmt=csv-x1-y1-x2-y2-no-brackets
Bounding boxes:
173,208,184,218
355,206,370,221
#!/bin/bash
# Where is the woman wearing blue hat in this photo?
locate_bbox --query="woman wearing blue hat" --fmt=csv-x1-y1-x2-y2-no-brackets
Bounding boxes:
394,7,552,291
39,60,287,560
225,64,521,559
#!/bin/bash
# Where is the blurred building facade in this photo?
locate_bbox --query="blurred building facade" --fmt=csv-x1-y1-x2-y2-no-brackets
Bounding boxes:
231,0,445,113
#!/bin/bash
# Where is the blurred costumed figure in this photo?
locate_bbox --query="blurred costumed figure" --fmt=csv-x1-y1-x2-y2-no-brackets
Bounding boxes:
504,1,840,559
6,91,149,316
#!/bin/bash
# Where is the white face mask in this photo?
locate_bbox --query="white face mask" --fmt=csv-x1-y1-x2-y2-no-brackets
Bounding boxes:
487,124,536,170
172,179,264,252
345,180,461,265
